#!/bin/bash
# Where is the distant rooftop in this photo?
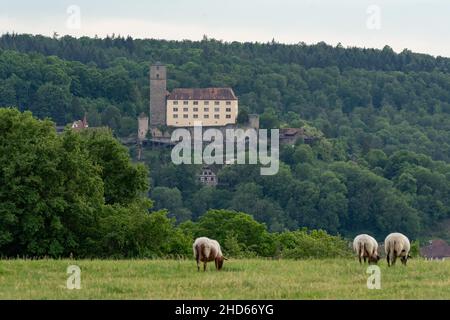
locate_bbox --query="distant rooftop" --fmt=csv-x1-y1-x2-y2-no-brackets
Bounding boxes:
167,88,237,101
420,239,450,259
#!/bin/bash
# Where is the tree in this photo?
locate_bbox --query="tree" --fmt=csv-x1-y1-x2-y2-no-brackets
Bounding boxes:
118,116,137,136
101,105,121,131
237,107,249,124
0,108,103,256
0,79,16,106
366,149,387,169
396,172,417,194
194,210,275,256
95,207,191,258
293,144,314,164
259,108,280,129
151,187,191,222
30,84,71,125
79,128,149,206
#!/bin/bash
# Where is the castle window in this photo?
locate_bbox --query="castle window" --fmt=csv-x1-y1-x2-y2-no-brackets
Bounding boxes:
215,101,220,105
226,101,231,105
183,101,189,105
214,107,220,112
193,108,198,112
214,114,220,119
183,114,188,118
226,108,231,112
173,114,178,118
226,115,231,119
193,114,199,119
173,101,178,105
183,108,188,112
204,101,209,105
173,108,178,112
204,114,209,119
193,101,199,105
204,108,209,112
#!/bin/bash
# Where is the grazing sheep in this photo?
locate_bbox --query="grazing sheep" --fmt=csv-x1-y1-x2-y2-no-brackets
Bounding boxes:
384,233,411,266
193,237,227,271
353,234,380,264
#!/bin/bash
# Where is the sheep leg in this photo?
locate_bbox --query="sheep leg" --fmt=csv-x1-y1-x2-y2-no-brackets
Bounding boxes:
203,262,207,272
391,254,397,266
387,252,390,267
363,256,367,263
359,243,364,264
196,254,200,272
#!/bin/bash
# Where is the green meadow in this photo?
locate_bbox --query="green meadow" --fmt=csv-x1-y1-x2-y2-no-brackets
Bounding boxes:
0,258,449,299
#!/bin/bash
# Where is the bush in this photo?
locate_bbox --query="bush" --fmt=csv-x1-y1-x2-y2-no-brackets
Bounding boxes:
410,240,421,258
276,229,352,259
95,204,192,258
193,209,276,257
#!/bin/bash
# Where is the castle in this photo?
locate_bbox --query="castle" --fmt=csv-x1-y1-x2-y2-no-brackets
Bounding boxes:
138,62,252,141
138,62,314,147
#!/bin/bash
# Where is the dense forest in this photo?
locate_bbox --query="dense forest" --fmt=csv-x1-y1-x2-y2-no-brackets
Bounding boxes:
1,33,450,246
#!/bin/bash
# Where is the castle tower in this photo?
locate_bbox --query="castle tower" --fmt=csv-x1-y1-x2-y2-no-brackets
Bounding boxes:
149,62,167,130
137,112,149,141
248,114,260,129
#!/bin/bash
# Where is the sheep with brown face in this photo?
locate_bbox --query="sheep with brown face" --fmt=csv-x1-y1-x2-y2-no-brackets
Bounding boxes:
193,237,227,271
353,234,381,264
385,232,411,266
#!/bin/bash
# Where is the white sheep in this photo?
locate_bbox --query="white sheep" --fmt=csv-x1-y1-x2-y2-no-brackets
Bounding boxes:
384,232,411,266
193,237,227,271
352,234,380,264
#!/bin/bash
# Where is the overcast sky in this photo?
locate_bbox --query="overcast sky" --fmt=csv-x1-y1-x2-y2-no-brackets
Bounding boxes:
1,0,449,57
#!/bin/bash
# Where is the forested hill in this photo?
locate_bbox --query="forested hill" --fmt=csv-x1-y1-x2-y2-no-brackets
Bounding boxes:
1,34,450,159
2,33,450,72
1,33,450,240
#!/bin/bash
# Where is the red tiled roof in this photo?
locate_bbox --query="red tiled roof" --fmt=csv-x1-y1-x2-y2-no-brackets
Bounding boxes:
167,88,237,101
420,239,450,258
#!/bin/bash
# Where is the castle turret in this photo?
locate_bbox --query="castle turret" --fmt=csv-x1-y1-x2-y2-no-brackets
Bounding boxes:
138,112,149,141
248,114,260,129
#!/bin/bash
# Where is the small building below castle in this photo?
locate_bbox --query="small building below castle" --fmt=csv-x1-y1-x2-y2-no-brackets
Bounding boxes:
279,128,316,145
199,166,218,186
